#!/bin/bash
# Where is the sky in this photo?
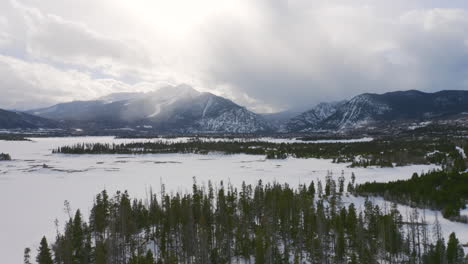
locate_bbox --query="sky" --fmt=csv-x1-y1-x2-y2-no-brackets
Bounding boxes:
0,0,468,113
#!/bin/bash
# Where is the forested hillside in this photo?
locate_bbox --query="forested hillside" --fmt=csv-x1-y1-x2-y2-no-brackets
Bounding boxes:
355,170,468,220
30,180,466,264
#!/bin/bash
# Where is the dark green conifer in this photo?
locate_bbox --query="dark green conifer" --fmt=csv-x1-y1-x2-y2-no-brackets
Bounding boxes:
37,236,53,264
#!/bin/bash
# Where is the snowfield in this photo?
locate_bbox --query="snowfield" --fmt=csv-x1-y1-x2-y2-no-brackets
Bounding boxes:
0,136,465,263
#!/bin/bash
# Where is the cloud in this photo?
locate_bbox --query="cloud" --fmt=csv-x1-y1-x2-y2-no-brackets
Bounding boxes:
200,3,468,111
11,0,153,80
0,55,157,110
396,9,468,89
0,16,11,47
0,0,468,112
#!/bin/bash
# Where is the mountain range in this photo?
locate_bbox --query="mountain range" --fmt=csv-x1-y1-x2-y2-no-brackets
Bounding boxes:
284,90,468,132
26,85,272,133
2,87,468,134
0,109,59,129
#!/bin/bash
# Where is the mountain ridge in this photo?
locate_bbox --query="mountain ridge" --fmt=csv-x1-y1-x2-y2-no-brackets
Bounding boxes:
7,88,468,134
0,108,59,129
288,90,468,132
26,85,272,133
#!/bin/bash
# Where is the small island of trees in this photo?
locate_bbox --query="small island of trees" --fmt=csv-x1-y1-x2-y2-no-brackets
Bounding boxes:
355,170,468,221
0,152,11,160
52,137,468,168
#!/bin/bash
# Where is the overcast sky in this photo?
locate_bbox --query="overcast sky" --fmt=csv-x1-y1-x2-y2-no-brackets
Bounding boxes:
0,0,468,112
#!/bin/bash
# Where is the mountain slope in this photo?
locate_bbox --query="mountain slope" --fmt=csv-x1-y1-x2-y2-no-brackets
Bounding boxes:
284,101,345,132
323,90,468,130
28,88,468,133
0,109,59,129
28,85,272,133
287,90,468,132
261,110,303,131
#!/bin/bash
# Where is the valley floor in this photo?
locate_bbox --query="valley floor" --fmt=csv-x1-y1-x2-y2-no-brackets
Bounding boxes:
0,137,466,263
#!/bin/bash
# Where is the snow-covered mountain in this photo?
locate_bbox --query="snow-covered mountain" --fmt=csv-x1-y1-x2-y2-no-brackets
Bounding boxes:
287,90,468,132
97,92,145,103
284,101,345,132
22,89,468,134
322,94,391,130
325,90,468,130
0,108,59,129
28,85,272,133
260,110,302,129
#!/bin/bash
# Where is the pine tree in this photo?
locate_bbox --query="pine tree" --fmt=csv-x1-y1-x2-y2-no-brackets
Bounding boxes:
255,226,265,264
94,241,107,264
433,239,447,264
317,180,323,197
37,236,53,264
24,248,32,264
308,181,315,197
338,170,345,194
447,233,460,264
72,210,85,263
145,249,155,264
325,171,332,196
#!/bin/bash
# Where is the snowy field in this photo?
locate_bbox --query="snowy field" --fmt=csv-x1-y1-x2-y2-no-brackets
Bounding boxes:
0,136,465,263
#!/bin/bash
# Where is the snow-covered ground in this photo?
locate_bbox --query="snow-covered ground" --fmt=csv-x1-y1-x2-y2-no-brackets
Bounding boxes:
0,136,465,263
456,146,467,159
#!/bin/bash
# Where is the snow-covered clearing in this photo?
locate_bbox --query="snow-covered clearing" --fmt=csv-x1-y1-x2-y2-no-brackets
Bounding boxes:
0,136,465,263
456,146,467,159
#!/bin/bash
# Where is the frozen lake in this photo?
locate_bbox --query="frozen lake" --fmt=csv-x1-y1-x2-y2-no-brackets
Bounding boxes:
0,136,466,263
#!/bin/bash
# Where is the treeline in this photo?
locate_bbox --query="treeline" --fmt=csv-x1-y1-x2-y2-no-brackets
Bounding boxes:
0,134,29,141
31,180,467,264
0,152,11,160
53,137,467,168
355,170,468,220
348,157,394,168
